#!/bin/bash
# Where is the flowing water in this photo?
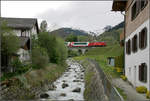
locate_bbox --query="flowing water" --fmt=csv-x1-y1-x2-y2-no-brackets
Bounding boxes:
41,59,85,101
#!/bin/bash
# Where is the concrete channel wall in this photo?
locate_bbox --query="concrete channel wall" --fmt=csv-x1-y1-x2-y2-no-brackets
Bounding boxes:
83,59,124,101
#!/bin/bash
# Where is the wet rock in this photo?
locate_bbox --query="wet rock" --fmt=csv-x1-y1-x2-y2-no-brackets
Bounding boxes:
48,84,57,90
73,80,81,82
64,74,68,77
62,83,69,88
72,87,81,93
80,76,84,79
60,93,66,97
62,80,66,82
40,93,49,98
68,99,74,101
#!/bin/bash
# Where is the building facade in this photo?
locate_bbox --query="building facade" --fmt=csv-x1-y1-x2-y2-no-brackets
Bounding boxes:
1,17,39,72
112,0,150,91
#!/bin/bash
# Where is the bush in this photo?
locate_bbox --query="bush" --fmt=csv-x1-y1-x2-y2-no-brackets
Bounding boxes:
11,58,29,74
31,47,49,69
115,53,124,68
56,37,68,64
38,32,67,64
120,75,127,81
116,67,123,73
68,50,79,57
136,86,147,93
1,58,31,81
146,91,150,99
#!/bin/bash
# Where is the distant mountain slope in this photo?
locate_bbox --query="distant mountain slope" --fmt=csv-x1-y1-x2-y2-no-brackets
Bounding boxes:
97,21,124,45
49,28,88,38
111,21,124,31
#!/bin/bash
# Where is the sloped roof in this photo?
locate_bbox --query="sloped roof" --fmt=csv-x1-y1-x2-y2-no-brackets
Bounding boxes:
112,0,127,11
1,17,39,32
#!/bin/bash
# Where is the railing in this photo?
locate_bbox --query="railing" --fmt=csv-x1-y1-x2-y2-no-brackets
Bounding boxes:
87,59,124,101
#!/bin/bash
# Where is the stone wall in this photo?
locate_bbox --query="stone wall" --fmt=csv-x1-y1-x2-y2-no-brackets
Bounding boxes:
81,59,124,101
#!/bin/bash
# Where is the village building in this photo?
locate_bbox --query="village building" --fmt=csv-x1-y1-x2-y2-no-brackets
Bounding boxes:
112,0,150,92
1,17,39,72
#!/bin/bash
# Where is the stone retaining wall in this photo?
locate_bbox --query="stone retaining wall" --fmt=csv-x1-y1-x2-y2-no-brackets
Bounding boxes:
81,59,124,101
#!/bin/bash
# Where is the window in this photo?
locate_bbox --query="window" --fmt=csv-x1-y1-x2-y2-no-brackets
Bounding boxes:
131,1,137,21
131,0,148,21
21,30,26,37
139,27,147,49
132,34,138,53
139,63,147,82
126,39,131,55
140,0,148,10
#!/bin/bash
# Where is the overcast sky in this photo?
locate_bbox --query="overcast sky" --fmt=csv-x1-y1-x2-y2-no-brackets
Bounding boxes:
1,1,124,34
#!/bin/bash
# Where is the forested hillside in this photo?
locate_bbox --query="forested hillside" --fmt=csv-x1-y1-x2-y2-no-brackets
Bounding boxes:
98,21,124,45
49,28,88,38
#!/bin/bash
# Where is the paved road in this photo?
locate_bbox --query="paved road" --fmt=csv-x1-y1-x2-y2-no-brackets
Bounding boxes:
112,78,149,101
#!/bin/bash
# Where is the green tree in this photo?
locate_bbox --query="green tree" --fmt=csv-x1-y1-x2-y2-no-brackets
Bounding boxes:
1,21,20,63
77,35,88,42
65,34,78,42
31,46,49,69
38,32,67,64
40,20,48,32
56,37,68,64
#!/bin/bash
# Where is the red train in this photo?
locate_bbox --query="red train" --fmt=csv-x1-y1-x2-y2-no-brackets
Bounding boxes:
65,42,106,47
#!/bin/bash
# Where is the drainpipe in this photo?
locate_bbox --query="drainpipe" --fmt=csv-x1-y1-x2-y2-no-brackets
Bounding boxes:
121,12,126,75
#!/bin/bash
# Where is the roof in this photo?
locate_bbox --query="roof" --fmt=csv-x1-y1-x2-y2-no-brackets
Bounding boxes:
112,0,127,11
1,17,39,33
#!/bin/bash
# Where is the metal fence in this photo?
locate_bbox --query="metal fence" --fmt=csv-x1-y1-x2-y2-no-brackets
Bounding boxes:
87,59,124,101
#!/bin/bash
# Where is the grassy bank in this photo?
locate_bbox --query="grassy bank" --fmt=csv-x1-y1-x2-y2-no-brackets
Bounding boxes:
74,43,127,100
74,44,123,79
80,59,103,101
1,63,67,100
24,63,67,87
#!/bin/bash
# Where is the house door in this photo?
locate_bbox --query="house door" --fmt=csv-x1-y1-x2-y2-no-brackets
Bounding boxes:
134,66,136,87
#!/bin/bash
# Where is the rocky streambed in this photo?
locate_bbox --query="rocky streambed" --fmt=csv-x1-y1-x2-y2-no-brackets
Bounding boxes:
40,59,85,101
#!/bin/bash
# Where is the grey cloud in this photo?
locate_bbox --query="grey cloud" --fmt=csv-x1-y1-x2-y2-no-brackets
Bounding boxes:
36,1,123,33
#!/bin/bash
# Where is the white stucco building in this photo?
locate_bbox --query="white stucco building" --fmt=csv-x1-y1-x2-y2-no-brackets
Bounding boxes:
112,0,150,92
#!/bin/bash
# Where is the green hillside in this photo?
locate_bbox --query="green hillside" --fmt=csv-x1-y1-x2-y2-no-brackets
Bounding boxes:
74,21,124,78
97,21,124,45
49,28,88,38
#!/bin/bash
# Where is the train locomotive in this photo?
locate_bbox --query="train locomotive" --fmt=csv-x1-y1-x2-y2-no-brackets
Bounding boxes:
65,42,106,47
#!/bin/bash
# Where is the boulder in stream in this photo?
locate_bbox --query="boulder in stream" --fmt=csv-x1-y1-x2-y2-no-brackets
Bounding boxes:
72,87,81,93
48,84,57,90
40,93,49,98
62,83,69,88
73,80,81,82
60,93,66,97
68,99,74,101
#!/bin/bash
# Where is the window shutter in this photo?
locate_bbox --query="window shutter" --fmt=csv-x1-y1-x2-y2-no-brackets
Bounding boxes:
135,35,137,51
126,42,128,54
139,65,142,81
136,0,140,15
144,63,147,82
139,32,141,49
144,28,147,48
132,38,134,52
129,40,131,54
